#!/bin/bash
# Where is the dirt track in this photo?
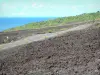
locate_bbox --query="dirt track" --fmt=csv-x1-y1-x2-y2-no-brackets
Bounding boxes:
0,20,95,45
0,22,100,75
0,23,93,50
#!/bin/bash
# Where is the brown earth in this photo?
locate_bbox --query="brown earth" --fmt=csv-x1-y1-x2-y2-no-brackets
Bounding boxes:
0,23,100,75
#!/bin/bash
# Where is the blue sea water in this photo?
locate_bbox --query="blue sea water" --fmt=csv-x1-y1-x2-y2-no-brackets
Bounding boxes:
0,17,57,31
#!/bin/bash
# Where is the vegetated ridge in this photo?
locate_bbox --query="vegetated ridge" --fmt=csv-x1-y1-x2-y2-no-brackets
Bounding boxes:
4,11,100,32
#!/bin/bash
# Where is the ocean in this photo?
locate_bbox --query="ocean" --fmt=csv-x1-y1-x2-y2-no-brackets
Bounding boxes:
0,17,57,31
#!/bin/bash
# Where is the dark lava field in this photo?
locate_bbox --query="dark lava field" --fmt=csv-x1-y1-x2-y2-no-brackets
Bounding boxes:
0,22,100,75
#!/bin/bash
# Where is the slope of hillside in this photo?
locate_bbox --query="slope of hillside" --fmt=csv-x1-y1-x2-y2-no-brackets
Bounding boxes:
0,23,100,75
0,22,93,50
4,11,100,32
0,21,95,45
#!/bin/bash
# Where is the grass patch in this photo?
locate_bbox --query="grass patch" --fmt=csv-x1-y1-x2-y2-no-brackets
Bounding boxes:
95,23,100,28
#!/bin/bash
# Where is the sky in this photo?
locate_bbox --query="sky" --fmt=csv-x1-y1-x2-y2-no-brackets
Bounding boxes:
0,0,100,17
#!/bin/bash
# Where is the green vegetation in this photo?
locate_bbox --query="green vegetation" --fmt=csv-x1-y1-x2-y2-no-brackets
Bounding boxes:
45,26,73,33
95,23,100,28
4,11,100,32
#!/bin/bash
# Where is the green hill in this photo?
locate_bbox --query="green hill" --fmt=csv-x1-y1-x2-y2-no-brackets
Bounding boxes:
4,11,100,32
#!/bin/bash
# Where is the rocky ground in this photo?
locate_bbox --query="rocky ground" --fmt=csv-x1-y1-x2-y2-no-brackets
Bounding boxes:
0,22,100,75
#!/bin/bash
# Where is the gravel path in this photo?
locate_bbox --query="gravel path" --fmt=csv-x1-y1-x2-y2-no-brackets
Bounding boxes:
0,23,93,51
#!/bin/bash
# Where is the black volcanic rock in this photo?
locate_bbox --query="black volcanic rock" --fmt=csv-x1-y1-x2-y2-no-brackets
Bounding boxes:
0,24,100,75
